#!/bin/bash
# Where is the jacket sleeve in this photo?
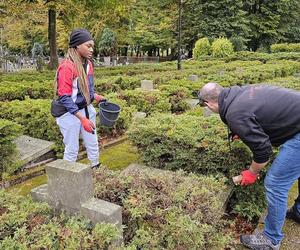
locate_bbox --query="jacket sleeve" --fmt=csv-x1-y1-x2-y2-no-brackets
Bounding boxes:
87,60,95,102
57,62,79,114
228,115,272,163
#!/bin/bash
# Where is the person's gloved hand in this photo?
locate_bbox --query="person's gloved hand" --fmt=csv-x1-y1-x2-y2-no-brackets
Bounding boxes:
80,118,95,133
232,135,240,141
241,170,258,186
94,94,106,104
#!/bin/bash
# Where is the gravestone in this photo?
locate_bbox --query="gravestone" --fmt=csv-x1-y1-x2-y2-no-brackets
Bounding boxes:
188,74,198,81
204,107,214,117
185,98,199,109
132,111,147,120
14,135,55,168
31,159,123,241
141,80,154,90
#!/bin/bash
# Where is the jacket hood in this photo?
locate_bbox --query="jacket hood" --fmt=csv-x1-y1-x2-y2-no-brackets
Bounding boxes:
218,86,243,124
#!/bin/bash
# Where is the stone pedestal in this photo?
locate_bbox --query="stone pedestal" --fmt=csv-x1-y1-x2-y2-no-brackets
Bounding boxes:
141,80,154,90
81,198,122,227
46,160,93,213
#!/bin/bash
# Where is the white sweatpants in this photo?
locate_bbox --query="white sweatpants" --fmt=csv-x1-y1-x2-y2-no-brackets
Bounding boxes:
56,104,99,167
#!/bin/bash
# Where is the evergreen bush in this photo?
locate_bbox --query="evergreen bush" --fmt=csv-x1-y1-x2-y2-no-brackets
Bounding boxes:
211,38,234,58
0,119,22,179
0,190,120,249
193,37,211,59
118,89,171,115
127,113,268,220
94,166,232,249
271,43,300,53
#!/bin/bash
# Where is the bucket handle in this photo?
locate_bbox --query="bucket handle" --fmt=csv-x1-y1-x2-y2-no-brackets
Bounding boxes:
100,109,120,123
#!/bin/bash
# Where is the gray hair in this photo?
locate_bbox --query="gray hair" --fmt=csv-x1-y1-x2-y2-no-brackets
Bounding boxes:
198,82,223,103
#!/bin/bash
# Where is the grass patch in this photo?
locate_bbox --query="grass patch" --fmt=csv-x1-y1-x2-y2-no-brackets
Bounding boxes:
7,174,47,196
79,140,140,170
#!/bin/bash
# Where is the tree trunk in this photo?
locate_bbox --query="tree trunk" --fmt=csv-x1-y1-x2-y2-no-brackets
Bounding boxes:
48,8,58,70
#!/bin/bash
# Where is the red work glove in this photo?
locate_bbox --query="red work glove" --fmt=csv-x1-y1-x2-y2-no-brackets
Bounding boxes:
232,135,240,141
241,170,258,186
94,94,106,104
80,118,95,133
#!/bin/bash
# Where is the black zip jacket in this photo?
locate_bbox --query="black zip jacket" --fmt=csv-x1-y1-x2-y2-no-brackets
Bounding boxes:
218,85,300,163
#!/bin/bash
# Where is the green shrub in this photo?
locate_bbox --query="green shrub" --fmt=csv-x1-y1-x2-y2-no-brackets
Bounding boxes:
94,166,232,249
127,113,251,176
0,119,22,179
229,36,247,52
118,89,171,115
0,98,64,155
127,113,268,220
271,43,300,53
158,84,192,113
211,38,234,58
0,190,120,249
193,38,211,59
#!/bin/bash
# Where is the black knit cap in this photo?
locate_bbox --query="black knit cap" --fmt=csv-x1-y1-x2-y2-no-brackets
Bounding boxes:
69,28,93,48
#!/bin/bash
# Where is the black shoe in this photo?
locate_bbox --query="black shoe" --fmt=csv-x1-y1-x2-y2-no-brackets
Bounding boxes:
91,163,101,170
240,233,280,250
286,205,300,224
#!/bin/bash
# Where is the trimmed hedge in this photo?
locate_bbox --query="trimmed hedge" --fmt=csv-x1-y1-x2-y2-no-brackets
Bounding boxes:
94,166,232,249
271,43,300,53
127,113,251,176
0,190,120,249
0,99,63,154
0,98,137,156
0,119,22,179
127,113,268,220
118,89,171,115
0,81,52,101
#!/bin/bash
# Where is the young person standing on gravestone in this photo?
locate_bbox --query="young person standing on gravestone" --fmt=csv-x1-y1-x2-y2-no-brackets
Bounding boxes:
54,28,106,169
198,82,300,250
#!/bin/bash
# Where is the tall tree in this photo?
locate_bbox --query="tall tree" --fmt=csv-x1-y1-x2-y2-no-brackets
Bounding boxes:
182,0,249,53
243,0,300,50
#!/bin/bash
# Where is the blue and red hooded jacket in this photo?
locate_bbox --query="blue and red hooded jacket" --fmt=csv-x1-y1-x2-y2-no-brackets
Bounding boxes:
57,59,95,114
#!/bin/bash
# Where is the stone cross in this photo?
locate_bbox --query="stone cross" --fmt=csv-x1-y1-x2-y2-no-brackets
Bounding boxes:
31,159,122,241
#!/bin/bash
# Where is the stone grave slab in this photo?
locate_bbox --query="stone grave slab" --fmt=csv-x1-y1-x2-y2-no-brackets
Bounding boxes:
14,135,55,166
141,80,154,90
132,111,147,120
188,74,198,81
185,98,199,109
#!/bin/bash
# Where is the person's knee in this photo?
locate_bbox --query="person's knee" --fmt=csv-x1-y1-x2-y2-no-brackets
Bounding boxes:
264,173,275,191
64,145,79,160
